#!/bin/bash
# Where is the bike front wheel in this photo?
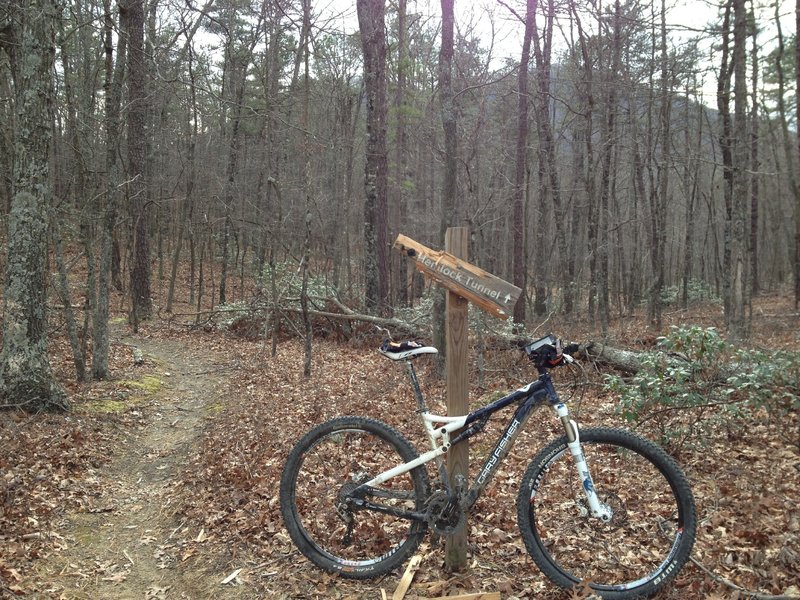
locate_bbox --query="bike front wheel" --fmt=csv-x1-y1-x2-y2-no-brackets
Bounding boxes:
517,427,696,599
280,416,429,578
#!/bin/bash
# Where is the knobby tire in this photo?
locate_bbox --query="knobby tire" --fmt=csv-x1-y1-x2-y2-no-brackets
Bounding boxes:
280,416,429,579
517,427,696,599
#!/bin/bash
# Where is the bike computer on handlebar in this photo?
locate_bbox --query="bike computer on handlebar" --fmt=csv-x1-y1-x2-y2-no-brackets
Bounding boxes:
524,334,563,368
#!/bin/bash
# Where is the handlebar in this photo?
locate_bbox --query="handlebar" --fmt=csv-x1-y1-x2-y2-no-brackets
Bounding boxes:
379,334,577,369
523,334,577,369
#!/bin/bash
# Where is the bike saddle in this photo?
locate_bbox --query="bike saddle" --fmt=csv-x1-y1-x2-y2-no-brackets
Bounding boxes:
379,340,439,361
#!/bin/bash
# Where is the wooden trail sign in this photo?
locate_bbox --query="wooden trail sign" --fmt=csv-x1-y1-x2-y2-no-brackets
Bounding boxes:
394,229,519,572
393,234,521,319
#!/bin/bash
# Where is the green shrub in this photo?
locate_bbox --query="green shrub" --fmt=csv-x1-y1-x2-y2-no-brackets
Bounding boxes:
652,279,720,307
604,326,800,451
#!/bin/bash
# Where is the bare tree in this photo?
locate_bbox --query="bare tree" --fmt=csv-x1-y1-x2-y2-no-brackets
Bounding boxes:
647,0,671,329
717,1,735,319
122,0,152,327
357,0,390,314
392,0,410,307
596,0,624,333
511,0,536,326
0,0,68,412
749,3,760,295
530,0,573,314
218,5,263,306
728,0,749,338
93,0,126,380
795,0,800,309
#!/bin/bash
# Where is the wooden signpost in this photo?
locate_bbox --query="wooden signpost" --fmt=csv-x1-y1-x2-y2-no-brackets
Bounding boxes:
394,230,520,573
393,234,521,321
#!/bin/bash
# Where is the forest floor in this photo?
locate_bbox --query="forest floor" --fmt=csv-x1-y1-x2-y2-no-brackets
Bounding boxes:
1,290,799,600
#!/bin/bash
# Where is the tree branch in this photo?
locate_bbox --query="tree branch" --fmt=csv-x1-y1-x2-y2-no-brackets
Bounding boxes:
689,556,800,600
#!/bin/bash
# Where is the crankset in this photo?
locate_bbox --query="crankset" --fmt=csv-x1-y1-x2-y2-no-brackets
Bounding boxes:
425,490,466,535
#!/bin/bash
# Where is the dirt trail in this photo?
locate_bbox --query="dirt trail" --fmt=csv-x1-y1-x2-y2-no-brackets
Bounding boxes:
32,330,259,600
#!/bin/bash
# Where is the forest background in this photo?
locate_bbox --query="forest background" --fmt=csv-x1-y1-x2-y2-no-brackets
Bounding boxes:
0,0,799,598
1,0,800,400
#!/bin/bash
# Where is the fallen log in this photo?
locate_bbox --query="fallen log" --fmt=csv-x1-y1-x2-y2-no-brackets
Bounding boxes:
571,340,695,375
164,304,421,337
577,341,644,374
164,302,671,374
279,306,420,336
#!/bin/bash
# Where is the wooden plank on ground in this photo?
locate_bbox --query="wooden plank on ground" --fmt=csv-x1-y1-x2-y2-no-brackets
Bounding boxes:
427,593,501,600
392,555,422,600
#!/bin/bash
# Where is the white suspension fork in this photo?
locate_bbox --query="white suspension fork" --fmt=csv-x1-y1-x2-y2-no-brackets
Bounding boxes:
554,403,613,522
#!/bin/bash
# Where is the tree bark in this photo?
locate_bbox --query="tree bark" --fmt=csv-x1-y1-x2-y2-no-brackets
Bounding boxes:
728,0,749,339
431,0,458,373
717,1,734,323
750,7,760,296
511,0,536,326
0,0,68,412
301,0,313,377
530,1,573,315
357,0,390,314
52,220,86,382
93,0,126,380
392,0,409,307
795,0,800,309
123,0,152,327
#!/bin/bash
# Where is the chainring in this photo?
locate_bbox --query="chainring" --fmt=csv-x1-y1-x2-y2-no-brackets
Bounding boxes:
425,490,466,535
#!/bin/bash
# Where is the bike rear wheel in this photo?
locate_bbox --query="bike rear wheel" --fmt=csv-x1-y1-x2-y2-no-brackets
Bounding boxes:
280,416,429,578
517,428,696,599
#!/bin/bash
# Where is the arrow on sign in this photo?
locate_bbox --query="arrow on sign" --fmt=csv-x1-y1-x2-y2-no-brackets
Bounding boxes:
394,234,521,320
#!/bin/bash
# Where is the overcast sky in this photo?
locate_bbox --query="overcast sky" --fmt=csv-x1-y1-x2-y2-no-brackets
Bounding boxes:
314,0,796,104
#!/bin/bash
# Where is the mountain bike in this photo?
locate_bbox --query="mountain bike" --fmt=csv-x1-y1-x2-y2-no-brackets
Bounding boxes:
279,335,697,599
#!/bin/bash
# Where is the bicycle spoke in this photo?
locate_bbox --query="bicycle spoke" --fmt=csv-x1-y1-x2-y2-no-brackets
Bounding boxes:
281,418,428,577
518,428,696,597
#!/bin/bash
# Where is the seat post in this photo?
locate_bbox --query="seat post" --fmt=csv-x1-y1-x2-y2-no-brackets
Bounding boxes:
405,360,428,412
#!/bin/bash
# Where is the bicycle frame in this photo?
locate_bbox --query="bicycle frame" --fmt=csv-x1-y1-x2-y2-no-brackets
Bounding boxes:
355,358,612,521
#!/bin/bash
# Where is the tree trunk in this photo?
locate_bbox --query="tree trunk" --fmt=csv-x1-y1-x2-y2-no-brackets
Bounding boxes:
728,0,749,339
750,8,760,296
357,0,390,314
511,0,536,326
52,221,86,382
596,0,623,333
433,0,458,373
795,0,800,309
0,0,68,412
682,85,702,309
165,43,197,313
392,0,409,307
531,2,573,315
218,12,260,306
571,4,596,321
123,0,152,327
717,1,734,324
93,0,126,380
0,63,11,214
301,0,313,377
